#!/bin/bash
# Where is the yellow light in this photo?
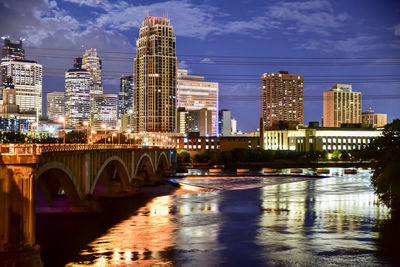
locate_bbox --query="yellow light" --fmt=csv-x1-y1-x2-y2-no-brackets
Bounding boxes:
83,121,89,126
58,117,65,123
101,124,107,129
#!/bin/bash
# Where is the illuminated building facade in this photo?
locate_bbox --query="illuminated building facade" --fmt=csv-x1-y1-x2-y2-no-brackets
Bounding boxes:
362,108,387,128
263,126,381,153
118,75,134,118
91,94,118,129
134,16,177,132
177,107,213,136
261,71,304,129
1,59,42,114
1,38,25,60
46,91,65,121
82,48,103,97
323,84,361,127
177,69,219,135
65,69,90,126
173,136,261,155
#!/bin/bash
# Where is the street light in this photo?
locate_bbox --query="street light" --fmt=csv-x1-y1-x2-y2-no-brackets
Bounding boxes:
90,130,96,143
101,123,107,144
112,133,116,145
116,126,120,144
127,129,132,145
83,121,89,144
58,117,66,145
31,122,37,143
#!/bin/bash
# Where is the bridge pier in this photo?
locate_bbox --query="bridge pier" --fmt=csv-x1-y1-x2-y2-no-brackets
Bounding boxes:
0,155,43,267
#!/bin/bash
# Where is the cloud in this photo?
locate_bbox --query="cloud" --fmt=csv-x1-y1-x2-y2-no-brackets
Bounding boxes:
394,24,400,36
266,0,349,36
200,57,215,64
302,35,385,52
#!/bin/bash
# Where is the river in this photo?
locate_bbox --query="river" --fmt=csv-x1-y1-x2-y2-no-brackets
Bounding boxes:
36,168,399,266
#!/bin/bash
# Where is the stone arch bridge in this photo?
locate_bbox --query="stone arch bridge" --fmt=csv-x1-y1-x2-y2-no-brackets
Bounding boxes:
0,144,176,264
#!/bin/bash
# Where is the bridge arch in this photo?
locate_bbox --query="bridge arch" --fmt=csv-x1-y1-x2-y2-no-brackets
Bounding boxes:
36,162,82,207
134,153,156,183
90,155,131,195
156,151,169,177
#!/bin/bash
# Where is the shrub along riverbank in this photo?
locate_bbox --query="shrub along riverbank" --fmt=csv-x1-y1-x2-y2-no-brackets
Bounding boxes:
177,148,370,169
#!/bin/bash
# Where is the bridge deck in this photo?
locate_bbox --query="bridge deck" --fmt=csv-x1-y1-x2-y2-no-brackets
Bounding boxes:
0,144,174,156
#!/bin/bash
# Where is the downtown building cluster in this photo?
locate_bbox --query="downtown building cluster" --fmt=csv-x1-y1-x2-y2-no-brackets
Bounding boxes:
0,17,391,154
0,17,222,141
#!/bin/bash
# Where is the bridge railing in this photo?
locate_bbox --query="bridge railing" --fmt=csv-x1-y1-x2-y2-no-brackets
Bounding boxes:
0,144,174,155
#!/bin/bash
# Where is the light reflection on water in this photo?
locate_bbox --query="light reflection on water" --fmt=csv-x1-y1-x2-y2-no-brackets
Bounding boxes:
68,168,393,266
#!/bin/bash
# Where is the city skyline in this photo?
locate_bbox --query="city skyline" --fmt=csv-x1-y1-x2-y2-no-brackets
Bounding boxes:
0,0,399,131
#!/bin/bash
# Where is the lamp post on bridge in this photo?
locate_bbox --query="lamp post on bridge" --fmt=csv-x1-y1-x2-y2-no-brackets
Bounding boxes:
83,121,89,144
58,117,66,145
116,126,120,144
101,123,107,144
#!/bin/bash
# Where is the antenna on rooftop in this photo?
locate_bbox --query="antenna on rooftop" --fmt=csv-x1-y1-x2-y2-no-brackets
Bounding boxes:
163,11,168,18
144,10,149,17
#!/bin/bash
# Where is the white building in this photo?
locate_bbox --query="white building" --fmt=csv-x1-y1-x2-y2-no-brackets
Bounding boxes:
65,69,90,126
177,69,219,135
1,59,42,114
91,94,118,130
46,91,65,121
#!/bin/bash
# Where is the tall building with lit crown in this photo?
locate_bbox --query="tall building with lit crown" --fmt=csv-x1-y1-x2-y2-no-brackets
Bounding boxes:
323,84,361,127
82,48,103,97
91,94,118,129
118,75,134,118
177,69,219,135
46,91,65,121
134,16,177,132
65,68,90,126
261,71,304,129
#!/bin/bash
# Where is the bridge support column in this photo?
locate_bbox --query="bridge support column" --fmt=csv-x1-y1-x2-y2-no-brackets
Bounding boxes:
0,156,42,266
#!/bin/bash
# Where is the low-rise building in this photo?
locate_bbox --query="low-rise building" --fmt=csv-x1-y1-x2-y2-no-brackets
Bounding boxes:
263,126,382,153
173,135,261,155
362,108,387,128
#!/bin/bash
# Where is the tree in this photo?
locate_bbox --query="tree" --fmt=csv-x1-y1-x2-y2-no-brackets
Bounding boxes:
65,130,87,143
369,119,400,212
177,150,192,164
340,151,350,161
332,150,341,161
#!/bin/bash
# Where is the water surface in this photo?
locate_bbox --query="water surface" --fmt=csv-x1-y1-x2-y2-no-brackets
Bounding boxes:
59,168,397,266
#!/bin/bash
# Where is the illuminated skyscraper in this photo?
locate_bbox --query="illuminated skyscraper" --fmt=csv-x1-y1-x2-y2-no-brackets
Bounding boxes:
91,94,118,129
177,69,219,135
134,16,177,132
46,91,65,121
1,37,25,60
82,48,103,97
261,71,304,129
323,84,361,127
65,68,90,126
1,59,42,114
118,75,134,118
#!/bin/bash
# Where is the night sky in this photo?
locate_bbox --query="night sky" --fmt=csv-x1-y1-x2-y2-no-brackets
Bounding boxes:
1,0,399,131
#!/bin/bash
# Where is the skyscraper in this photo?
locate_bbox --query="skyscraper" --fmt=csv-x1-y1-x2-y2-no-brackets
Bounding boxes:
82,48,103,97
1,37,25,60
177,69,219,135
134,16,177,132
46,91,65,121
91,94,118,129
1,59,42,114
323,84,361,127
118,75,134,118
0,38,42,113
261,71,304,129
219,109,232,136
65,68,90,126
